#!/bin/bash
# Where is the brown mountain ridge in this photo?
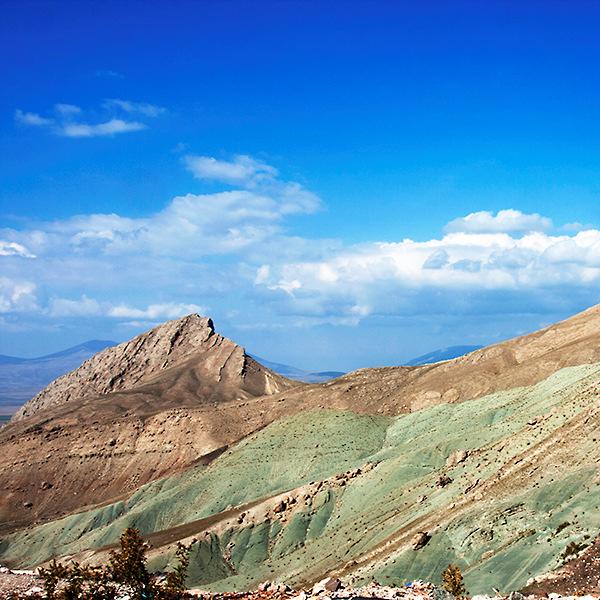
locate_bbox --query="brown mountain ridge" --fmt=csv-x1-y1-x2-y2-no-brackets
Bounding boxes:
1,304,600,536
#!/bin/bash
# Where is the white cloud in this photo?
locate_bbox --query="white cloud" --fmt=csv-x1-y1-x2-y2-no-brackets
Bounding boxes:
47,297,205,320
184,154,278,186
15,99,163,138
34,188,315,258
54,103,82,116
14,109,54,127
0,278,38,314
2,138,598,340
0,241,35,258
255,227,600,320
10,155,320,260
255,264,270,284
445,209,552,234
59,119,147,137
422,248,448,269
104,99,166,117
108,302,205,320
49,295,102,317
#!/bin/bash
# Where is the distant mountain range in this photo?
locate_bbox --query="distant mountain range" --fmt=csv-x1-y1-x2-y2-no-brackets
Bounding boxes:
250,355,346,383
0,340,116,414
255,345,484,379
404,344,483,366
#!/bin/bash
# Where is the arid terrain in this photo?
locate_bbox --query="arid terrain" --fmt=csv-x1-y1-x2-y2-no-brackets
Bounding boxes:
1,306,600,595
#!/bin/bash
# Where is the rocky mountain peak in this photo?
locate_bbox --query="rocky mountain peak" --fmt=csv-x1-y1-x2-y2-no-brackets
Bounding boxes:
12,313,290,421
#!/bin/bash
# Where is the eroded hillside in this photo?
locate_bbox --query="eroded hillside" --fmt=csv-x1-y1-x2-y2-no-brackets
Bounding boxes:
2,306,600,532
1,362,598,594
1,305,600,594
0,315,297,531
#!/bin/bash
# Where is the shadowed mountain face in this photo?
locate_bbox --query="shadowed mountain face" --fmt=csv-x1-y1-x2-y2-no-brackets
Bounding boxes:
1,306,600,594
0,340,115,415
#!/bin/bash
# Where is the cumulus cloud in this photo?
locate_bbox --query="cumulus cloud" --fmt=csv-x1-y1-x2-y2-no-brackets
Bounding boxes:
0,278,38,314
423,249,448,269
1,143,598,341
0,241,35,258
108,302,205,320
184,154,278,186
255,227,600,320
0,154,325,331
445,209,552,234
28,189,316,258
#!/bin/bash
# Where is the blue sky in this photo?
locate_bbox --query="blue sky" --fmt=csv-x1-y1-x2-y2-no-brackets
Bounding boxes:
1,1,599,370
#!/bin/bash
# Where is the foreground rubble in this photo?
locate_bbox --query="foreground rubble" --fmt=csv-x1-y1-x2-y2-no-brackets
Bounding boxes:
0,566,43,598
2,568,600,600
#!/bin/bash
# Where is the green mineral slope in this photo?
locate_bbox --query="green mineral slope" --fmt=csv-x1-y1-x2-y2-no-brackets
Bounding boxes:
1,363,599,595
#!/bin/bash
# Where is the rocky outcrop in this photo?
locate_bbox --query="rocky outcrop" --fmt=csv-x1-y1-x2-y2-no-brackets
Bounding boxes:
13,314,292,421
0,315,299,530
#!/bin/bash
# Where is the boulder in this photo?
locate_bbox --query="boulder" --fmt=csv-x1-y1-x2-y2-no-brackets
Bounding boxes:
446,449,469,467
411,531,431,550
313,577,342,594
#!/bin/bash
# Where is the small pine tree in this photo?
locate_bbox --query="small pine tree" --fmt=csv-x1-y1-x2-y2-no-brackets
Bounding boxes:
38,527,196,599
109,527,152,599
442,563,466,598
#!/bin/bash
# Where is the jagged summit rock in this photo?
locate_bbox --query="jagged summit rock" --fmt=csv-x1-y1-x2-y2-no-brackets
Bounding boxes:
13,314,292,421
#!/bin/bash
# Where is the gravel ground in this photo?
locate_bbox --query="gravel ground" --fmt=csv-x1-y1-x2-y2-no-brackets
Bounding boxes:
0,567,43,598
2,569,600,600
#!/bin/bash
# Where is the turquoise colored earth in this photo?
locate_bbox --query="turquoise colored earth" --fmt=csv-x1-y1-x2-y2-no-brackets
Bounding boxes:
2,363,599,595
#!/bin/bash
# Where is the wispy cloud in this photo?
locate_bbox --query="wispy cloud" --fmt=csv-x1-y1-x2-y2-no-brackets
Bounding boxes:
95,69,125,79
59,119,147,138
183,154,321,215
104,98,166,117
14,109,54,127
0,240,35,258
48,295,102,317
47,296,203,320
108,302,205,319
54,103,82,116
14,99,164,138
